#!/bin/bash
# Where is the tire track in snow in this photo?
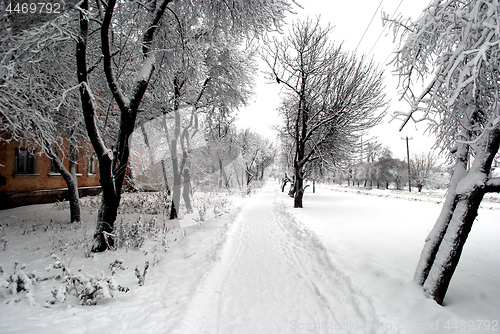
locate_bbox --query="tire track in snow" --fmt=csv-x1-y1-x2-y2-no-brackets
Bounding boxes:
173,182,386,333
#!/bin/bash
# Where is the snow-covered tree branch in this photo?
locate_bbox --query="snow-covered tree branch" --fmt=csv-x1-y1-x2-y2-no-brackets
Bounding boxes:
390,0,500,304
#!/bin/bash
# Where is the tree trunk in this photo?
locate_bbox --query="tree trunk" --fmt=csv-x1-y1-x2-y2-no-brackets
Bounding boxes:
170,170,181,219
50,148,81,223
234,163,241,187
93,191,120,252
245,164,253,185
294,163,304,208
170,152,182,219
281,180,288,192
68,145,81,223
423,185,485,304
218,159,224,188
161,159,171,195
77,0,171,252
414,141,469,285
218,158,229,188
168,76,183,219
182,167,192,213
421,127,500,304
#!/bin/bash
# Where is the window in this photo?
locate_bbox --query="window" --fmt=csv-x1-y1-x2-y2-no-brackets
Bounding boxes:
88,155,96,175
14,148,36,174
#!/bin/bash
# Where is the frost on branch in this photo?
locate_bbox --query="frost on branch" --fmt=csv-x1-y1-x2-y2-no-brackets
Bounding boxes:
390,0,500,153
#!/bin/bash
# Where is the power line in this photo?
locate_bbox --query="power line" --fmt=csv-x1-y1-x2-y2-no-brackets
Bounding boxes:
381,0,410,66
355,0,385,52
367,0,405,56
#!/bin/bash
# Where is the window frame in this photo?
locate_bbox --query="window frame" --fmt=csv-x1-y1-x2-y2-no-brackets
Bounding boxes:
88,155,96,175
14,148,36,175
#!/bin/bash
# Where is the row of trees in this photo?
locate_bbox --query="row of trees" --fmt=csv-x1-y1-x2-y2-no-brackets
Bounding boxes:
274,0,500,306
266,19,387,208
346,151,446,192
1,0,293,251
130,122,275,206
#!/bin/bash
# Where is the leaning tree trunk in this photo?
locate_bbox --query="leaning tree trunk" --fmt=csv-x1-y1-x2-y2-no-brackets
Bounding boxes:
414,141,469,285
49,147,81,223
422,127,500,305
67,145,81,223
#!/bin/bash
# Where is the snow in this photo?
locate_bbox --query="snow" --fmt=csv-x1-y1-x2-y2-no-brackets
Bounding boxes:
1,181,499,333
455,171,488,197
137,55,155,83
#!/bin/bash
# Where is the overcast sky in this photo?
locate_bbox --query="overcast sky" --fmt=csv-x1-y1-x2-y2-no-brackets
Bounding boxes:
235,0,436,161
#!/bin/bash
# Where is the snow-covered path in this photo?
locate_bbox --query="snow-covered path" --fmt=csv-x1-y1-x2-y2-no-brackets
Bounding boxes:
174,182,383,334
2,182,498,333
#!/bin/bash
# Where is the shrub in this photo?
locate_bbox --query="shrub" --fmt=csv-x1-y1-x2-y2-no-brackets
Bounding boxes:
46,255,129,306
135,261,149,286
0,263,37,306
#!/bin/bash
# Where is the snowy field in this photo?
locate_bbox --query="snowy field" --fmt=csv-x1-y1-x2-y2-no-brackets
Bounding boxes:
1,181,499,333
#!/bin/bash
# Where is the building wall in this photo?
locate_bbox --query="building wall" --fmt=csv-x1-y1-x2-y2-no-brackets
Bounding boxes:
0,140,101,208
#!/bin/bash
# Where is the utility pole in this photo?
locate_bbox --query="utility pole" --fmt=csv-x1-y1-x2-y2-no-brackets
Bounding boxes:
401,136,413,192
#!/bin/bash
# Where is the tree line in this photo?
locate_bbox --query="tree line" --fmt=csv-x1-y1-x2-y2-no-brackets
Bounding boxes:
1,0,291,251
2,0,500,306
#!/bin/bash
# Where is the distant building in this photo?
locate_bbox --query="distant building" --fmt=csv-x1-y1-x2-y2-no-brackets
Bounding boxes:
0,139,101,209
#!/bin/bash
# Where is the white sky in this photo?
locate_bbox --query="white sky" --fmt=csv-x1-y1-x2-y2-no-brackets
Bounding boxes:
235,0,437,161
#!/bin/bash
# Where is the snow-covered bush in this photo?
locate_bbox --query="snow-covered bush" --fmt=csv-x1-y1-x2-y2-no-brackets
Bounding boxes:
114,216,165,251
109,259,127,274
193,192,231,222
117,191,170,215
0,263,37,306
46,255,129,306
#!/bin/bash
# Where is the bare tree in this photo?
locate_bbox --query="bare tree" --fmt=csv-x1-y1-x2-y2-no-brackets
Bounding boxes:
238,129,275,185
364,139,384,163
75,0,175,252
0,18,87,223
265,18,386,207
390,0,500,304
410,152,439,192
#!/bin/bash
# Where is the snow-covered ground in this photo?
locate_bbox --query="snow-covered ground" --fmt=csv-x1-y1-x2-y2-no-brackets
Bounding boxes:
1,181,499,333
